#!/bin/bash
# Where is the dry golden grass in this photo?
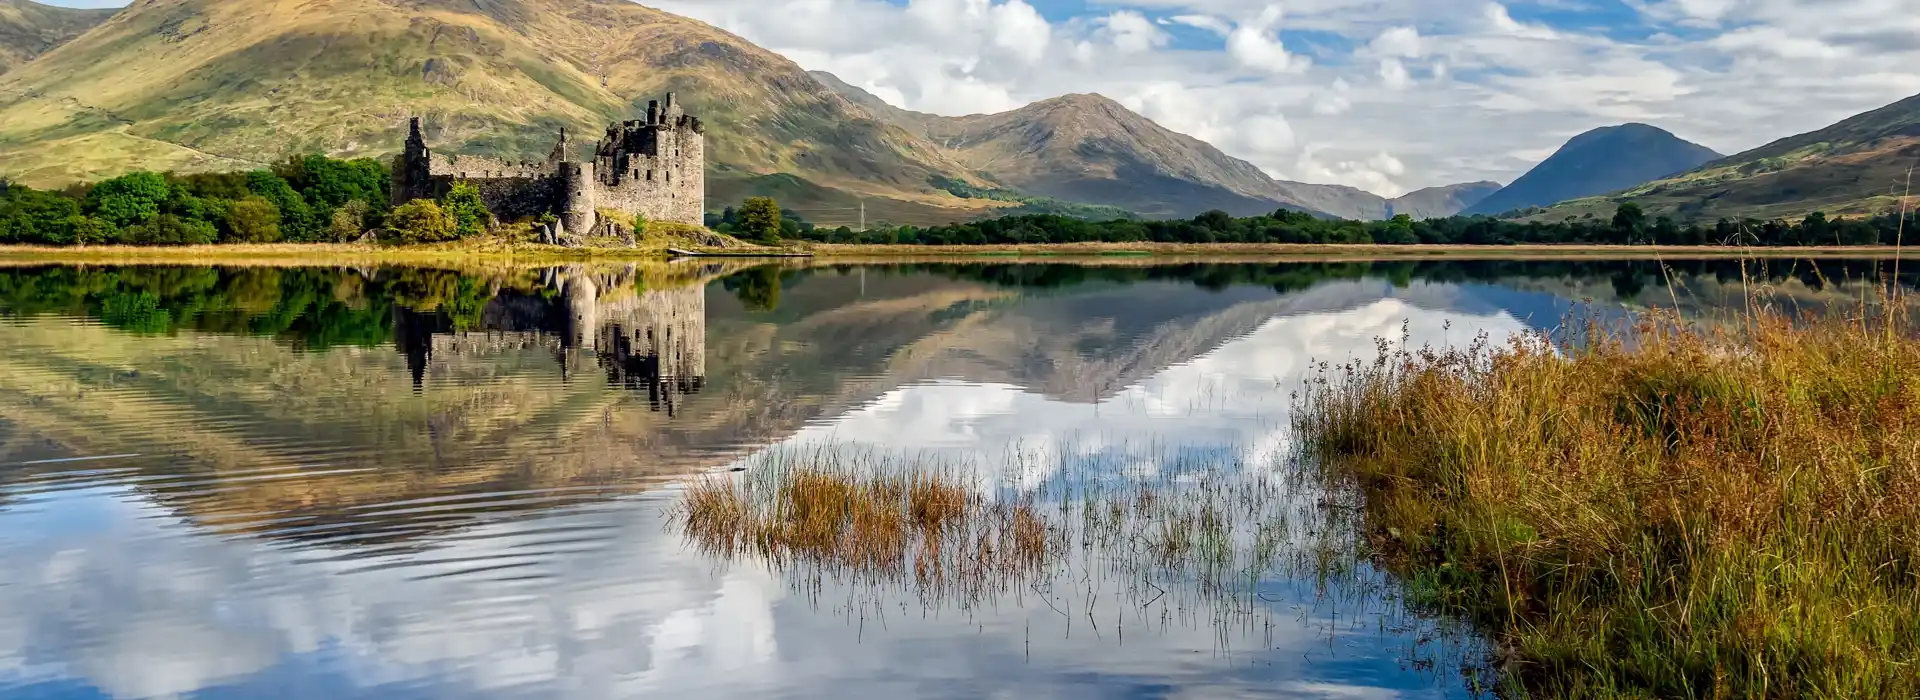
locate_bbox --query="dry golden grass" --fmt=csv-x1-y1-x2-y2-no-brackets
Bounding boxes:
672,459,1053,597
1297,301,1920,697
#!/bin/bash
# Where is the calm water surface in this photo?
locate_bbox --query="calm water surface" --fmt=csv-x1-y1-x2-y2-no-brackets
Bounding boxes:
0,258,1909,699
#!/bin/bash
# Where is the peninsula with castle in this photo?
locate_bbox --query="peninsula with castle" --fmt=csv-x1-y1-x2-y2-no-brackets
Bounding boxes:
393,93,707,240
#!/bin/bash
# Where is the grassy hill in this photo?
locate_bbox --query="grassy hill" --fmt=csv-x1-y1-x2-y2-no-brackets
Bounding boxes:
1465,123,1721,216
1527,96,1920,223
0,0,111,75
0,0,1011,225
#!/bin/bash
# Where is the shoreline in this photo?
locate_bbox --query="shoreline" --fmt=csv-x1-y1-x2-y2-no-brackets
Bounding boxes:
806,242,1917,259
0,242,1910,268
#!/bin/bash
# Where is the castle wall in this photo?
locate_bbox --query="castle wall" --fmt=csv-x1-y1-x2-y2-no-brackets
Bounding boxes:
398,95,705,232
596,129,705,228
424,155,561,223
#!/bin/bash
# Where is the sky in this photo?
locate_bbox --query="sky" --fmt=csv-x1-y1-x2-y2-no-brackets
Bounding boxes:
43,0,1920,197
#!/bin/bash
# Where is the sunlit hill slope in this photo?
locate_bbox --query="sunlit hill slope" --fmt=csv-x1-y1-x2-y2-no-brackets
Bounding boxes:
0,0,1015,225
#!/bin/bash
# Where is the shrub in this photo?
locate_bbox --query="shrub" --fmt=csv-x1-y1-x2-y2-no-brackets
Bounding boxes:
224,195,283,243
385,199,456,243
443,181,491,238
328,200,371,242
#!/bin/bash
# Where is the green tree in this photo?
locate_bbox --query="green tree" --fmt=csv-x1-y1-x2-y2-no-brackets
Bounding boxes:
1611,202,1648,241
282,155,389,212
125,214,217,245
738,196,782,243
247,170,317,241
443,181,492,238
85,172,171,229
329,200,372,242
225,196,283,242
69,215,117,244
1379,214,1419,244
1194,209,1235,233
386,199,456,243
0,185,80,244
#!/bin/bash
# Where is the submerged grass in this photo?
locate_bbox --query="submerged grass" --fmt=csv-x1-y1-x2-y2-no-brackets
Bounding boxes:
666,442,1478,670
671,455,1055,605
1296,305,1920,697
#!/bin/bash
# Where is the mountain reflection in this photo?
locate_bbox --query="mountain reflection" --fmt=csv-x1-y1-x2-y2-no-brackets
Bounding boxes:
0,257,1911,548
0,258,1914,699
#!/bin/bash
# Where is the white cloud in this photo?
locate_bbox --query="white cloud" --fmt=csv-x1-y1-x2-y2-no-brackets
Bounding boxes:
639,0,1920,197
1225,6,1308,74
988,0,1052,64
1099,11,1169,53
1370,26,1425,58
1167,14,1233,36
1378,59,1413,90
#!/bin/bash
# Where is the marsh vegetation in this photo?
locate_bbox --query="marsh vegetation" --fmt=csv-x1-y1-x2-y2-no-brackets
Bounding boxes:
1297,302,1920,697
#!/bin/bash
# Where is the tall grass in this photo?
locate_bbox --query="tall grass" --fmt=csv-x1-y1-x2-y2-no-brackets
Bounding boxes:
671,451,1055,608
1295,307,1920,697
668,442,1477,667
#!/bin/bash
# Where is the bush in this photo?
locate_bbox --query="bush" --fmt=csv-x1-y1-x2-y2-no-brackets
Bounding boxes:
328,200,371,242
225,195,283,242
386,198,456,243
443,181,491,238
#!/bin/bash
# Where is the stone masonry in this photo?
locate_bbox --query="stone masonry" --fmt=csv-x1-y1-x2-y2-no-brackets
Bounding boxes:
394,94,706,234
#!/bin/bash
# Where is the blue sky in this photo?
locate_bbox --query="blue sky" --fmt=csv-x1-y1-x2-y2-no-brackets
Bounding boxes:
43,0,1920,196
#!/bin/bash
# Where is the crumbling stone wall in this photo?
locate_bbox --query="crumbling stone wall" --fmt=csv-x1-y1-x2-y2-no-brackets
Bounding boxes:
393,94,706,233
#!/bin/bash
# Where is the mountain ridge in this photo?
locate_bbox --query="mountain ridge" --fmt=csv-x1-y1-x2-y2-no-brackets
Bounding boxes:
811,71,1501,221
1463,123,1721,216
1528,93,1920,223
0,0,113,75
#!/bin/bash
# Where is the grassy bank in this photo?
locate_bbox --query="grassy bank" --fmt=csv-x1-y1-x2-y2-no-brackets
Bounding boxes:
1296,308,1920,697
5,242,1914,268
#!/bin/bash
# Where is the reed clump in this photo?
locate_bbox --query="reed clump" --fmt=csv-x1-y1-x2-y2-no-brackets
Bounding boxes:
1297,309,1920,698
672,459,1055,596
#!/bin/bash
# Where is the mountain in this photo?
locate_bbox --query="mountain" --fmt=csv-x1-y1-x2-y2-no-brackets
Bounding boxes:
1388,181,1502,219
814,71,1334,218
813,72,1500,221
0,0,1007,225
1530,94,1920,223
0,0,111,75
1462,123,1722,216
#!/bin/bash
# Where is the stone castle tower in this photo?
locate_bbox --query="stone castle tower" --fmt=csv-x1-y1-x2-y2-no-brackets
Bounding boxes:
394,93,706,235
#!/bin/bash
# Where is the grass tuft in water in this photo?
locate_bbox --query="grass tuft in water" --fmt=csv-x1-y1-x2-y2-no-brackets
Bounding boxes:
1296,307,1920,698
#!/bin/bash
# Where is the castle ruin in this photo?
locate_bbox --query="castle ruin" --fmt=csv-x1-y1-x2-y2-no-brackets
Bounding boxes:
394,93,706,235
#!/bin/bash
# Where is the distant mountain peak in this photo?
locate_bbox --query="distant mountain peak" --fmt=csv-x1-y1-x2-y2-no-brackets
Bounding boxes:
1528,90,1920,222
1462,123,1721,216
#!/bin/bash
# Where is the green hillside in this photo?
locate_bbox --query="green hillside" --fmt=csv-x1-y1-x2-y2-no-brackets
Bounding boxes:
0,0,1006,225
1529,95,1920,223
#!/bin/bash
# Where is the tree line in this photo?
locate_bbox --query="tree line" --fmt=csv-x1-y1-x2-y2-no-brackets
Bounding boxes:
793,202,1918,247
0,154,503,246
7,157,1915,248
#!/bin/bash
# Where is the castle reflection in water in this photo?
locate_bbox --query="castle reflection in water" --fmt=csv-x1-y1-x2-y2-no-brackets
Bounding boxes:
392,266,706,415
